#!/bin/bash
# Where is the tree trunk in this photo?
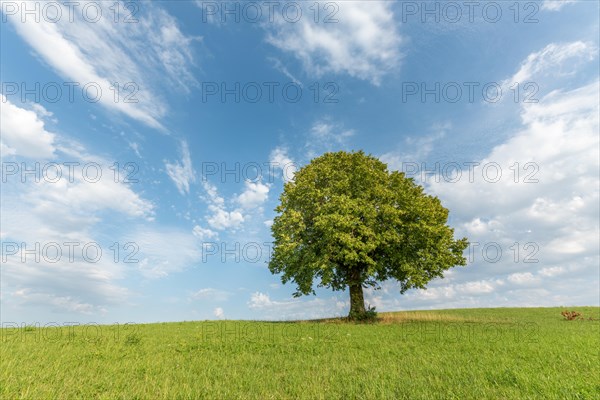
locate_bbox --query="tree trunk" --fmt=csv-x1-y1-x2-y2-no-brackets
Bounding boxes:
348,282,366,318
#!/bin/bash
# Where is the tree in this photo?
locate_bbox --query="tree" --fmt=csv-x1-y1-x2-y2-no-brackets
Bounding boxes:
268,151,469,319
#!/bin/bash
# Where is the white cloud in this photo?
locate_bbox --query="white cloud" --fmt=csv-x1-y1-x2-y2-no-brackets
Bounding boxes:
264,1,402,85
12,289,107,315
455,280,496,295
507,272,539,285
248,292,273,308
1,239,130,318
416,46,599,306
380,124,449,168
247,291,347,320
4,1,198,129
506,41,596,84
1,160,154,249
201,181,225,206
129,226,202,278
201,182,245,230
541,1,576,11
237,180,270,209
213,307,225,319
192,224,218,241
310,119,354,144
0,102,193,318
269,147,297,183
206,207,245,230
302,118,356,159
538,266,566,277
165,141,196,195
129,142,142,158
198,175,272,233
399,278,500,305
373,43,599,310
269,57,303,86
0,95,56,158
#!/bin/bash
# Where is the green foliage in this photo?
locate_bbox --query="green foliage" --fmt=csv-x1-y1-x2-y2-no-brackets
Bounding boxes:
269,150,469,301
349,305,378,323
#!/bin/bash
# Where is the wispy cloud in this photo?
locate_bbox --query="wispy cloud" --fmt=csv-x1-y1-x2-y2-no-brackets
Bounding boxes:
380,123,450,169
306,117,355,159
263,1,402,85
506,41,596,84
247,292,347,320
4,1,198,129
165,141,196,195
541,0,576,11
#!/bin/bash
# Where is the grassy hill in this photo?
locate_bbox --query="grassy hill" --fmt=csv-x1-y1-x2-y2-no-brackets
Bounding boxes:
1,307,598,399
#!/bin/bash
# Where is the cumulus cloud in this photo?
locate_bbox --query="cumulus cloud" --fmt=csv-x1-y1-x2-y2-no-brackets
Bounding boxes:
201,181,245,230
206,207,245,230
237,180,270,210
372,43,599,311
213,307,225,319
419,80,599,304
0,95,56,158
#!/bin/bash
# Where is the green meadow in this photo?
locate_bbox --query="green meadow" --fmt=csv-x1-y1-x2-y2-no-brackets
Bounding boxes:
1,307,598,399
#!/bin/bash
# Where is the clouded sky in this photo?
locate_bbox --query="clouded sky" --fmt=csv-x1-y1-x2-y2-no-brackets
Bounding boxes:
1,0,598,324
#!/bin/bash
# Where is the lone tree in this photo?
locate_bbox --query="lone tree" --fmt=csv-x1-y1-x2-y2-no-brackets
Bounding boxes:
269,151,468,319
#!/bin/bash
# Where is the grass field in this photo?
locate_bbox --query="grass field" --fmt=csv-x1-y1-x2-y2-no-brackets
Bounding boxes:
1,307,598,399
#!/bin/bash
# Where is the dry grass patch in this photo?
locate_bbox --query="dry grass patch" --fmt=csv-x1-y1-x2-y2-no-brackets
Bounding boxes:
377,311,502,324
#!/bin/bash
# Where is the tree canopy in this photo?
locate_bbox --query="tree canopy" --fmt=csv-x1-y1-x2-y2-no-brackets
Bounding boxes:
269,151,468,318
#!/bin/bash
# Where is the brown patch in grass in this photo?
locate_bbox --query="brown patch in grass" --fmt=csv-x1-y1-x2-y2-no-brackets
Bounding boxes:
301,311,508,325
378,312,472,324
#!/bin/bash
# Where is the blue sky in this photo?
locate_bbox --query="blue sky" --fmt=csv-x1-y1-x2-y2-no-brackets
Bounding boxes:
1,0,598,324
